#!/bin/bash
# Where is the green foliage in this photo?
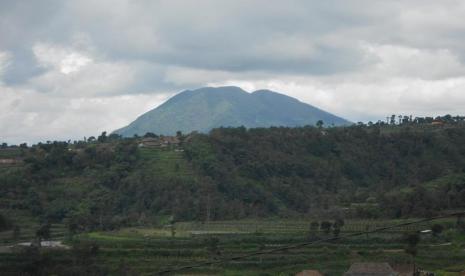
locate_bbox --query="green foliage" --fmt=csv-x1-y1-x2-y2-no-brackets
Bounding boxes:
1,123,465,243
36,222,51,241
404,232,420,257
185,125,465,218
432,224,444,237
0,213,11,231
320,221,332,235
204,236,221,258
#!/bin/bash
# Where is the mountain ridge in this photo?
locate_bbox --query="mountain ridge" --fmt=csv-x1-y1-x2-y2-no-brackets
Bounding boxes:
114,86,351,136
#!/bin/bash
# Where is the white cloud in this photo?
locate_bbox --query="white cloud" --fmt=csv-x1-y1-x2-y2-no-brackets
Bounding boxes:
30,42,137,96
362,43,465,80
60,53,92,74
29,60,136,96
33,43,92,74
211,74,465,123
0,85,170,144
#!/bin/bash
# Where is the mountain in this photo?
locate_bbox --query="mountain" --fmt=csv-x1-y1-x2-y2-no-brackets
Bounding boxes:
113,86,351,136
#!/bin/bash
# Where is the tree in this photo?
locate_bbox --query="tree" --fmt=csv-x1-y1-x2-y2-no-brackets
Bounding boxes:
431,224,444,237
204,236,220,258
72,240,99,266
35,222,51,247
0,213,11,231
320,221,332,235
333,225,341,237
404,232,420,257
144,132,157,138
316,120,324,128
97,131,107,143
390,114,396,125
1,142,7,149
108,133,121,141
334,218,345,229
457,214,465,233
308,221,319,240
169,216,176,238
12,225,21,240
117,258,136,276
27,188,43,216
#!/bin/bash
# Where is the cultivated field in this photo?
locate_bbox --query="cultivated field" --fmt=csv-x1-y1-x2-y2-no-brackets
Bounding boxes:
2,218,462,275
75,219,465,275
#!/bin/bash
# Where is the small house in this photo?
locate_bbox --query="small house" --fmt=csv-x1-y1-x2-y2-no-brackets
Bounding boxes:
162,136,180,145
431,120,444,126
296,270,324,276
138,136,181,148
139,138,163,148
0,158,18,165
344,263,398,276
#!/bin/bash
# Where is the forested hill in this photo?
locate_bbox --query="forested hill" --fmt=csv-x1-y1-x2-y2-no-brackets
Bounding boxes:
113,86,350,137
1,122,465,232
184,124,465,218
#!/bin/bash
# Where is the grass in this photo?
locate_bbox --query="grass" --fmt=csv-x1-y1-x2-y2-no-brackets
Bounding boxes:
0,148,21,159
60,219,465,276
1,148,463,274
139,147,196,179
175,218,457,234
0,209,66,245
0,218,464,275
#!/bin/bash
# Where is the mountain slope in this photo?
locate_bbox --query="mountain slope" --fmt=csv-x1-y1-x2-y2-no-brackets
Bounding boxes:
114,86,351,136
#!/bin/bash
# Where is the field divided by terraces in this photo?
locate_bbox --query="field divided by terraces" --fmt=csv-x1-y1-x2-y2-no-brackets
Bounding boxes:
139,148,196,179
175,218,457,234
0,209,66,246
70,218,465,276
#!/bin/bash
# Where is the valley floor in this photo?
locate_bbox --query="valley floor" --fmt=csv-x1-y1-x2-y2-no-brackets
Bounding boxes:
1,218,464,275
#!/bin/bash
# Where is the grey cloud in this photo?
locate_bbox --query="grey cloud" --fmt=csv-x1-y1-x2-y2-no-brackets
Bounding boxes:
58,0,385,75
2,47,46,85
3,0,465,80
1,0,465,144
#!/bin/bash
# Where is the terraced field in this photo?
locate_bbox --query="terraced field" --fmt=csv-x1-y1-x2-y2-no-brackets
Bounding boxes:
0,209,66,245
0,147,464,275
70,221,465,275
0,209,464,274
0,148,21,159
139,148,196,180
175,218,458,234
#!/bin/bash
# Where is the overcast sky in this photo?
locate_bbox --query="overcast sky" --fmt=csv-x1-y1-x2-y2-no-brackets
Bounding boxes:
1,0,465,144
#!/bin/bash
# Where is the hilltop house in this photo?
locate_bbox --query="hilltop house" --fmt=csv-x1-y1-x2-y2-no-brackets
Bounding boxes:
0,158,18,165
138,136,181,148
138,137,162,147
431,120,444,126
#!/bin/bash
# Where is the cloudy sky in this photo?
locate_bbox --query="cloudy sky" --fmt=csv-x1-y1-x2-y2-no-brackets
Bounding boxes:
1,0,465,144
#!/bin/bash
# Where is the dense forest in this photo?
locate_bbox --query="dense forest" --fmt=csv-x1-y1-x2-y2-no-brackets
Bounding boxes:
1,117,465,233
185,124,465,219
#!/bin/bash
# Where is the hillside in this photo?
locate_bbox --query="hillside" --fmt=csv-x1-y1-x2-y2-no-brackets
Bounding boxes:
1,122,465,228
2,122,465,273
113,86,350,136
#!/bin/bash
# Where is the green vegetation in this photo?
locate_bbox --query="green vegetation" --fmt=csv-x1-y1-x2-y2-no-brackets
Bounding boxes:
0,121,465,274
1,219,464,275
184,122,465,219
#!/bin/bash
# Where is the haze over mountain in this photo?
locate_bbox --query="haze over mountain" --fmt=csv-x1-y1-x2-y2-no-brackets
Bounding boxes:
114,86,350,136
